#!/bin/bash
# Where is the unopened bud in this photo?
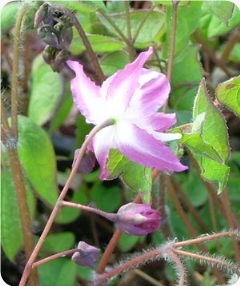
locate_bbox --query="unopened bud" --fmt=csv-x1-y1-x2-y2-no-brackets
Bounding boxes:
72,241,100,268
115,203,161,236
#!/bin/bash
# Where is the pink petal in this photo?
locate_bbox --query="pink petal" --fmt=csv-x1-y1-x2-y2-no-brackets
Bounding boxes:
90,125,116,179
127,69,170,117
115,122,187,172
67,60,105,124
100,47,154,114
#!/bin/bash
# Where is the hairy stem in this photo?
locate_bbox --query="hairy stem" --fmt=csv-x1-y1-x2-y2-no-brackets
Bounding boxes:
19,119,114,286
11,3,28,137
174,230,239,248
174,249,240,276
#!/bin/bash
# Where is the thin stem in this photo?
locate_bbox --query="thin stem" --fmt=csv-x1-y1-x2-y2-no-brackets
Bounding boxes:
220,188,240,263
170,177,208,233
19,119,114,286
131,4,156,45
221,27,239,63
11,3,28,137
97,9,131,45
97,192,142,274
166,248,185,286
159,173,174,238
33,248,78,268
60,200,116,221
50,4,105,84
193,31,232,77
174,230,239,248
163,0,179,113
96,248,161,283
174,249,240,275
124,1,135,62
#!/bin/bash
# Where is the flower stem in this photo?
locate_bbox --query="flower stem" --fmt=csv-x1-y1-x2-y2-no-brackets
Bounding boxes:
49,4,105,84
124,1,135,62
32,248,78,268
60,200,117,221
19,118,115,286
11,3,27,137
164,0,179,113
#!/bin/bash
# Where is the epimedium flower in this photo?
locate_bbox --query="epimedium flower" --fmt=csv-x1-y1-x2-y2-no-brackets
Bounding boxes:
67,46,187,179
72,241,100,268
114,203,161,236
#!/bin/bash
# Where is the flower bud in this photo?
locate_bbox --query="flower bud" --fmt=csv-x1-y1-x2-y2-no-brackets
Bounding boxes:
72,241,100,268
115,203,161,236
72,149,96,174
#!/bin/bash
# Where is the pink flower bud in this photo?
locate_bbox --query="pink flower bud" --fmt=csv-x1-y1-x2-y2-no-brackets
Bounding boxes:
72,241,100,268
115,203,161,236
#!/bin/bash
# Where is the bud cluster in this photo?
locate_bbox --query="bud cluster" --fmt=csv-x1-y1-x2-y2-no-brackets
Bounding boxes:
34,3,73,72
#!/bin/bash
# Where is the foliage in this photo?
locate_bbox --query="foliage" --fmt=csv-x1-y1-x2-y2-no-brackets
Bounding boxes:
1,1,240,286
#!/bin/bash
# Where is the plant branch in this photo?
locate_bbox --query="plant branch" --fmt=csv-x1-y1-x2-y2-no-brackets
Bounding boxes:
19,119,115,286
33,248,78,268
193,31,232,77
11,3,28,137
174,249,240,276
97,9,131,45
174,230,239,248
96,192,142,274
163,0,179,113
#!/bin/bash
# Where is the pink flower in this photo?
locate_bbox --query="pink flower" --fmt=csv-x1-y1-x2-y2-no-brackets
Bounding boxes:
115,203,161,236
67,47,187,179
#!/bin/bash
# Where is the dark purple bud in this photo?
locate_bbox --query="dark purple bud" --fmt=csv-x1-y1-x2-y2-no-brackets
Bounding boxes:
43,32,60,48
72,149,96,174
72,241,100,268
61,27,73,49
42,46,56,65
115,203,161,236
34,3,50,28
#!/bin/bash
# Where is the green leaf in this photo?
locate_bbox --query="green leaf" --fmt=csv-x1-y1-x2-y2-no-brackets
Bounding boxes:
49,84,73,133
118,233,144,252
200,4,240,38
17,115,58,206
97,10,165,47
170,45,203,124
41,232,75,255
106,149,152,203
70,33,125,54
28,55,63,125
38,259,76,286
187,79,230,192
1,169,35,261
203,1,234,24
216,76,240,117
1,2,21,30
100,51,129,76
90,183,121,212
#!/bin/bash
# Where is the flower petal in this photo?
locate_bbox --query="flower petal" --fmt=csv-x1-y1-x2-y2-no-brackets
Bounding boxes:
67,60,105,124
100,47,154,115
115,122,187,172
90,125,116,179
126,69,170,117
